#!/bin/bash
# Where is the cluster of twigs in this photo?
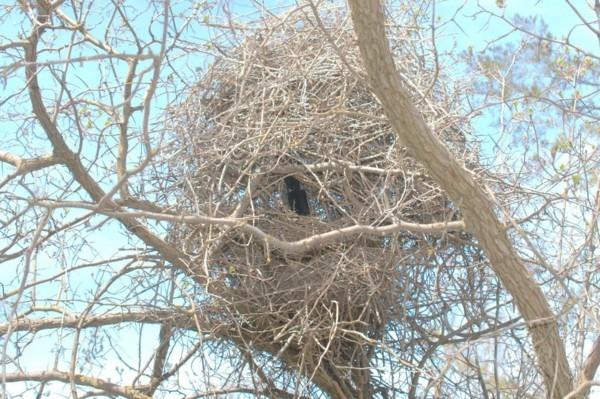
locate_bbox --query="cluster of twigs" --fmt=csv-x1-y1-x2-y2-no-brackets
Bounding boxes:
169,11,482,396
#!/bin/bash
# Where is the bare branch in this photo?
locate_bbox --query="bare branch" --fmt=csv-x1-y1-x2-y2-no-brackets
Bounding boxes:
3,370,151,399
0,310,195,336
32,199,466,254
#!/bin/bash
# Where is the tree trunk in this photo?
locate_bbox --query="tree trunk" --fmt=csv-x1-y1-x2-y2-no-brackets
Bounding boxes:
346,1,573,397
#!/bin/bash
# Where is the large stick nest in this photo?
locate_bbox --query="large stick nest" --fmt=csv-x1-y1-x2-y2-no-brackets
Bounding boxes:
169,10,481,392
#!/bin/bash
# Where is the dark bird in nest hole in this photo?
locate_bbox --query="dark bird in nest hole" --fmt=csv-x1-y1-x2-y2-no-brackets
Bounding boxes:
284,176,310,216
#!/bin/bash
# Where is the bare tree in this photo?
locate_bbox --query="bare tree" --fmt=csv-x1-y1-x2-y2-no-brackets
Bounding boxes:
0,1,598,398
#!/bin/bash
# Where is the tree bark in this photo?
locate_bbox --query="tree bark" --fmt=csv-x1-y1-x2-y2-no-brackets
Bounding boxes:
346,1,573,397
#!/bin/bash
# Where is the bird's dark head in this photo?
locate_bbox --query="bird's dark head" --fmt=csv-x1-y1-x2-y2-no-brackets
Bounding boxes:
284,176,302,192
